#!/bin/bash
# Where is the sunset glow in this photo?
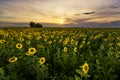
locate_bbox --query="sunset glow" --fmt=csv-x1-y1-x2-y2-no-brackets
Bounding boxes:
59,19,65,24
0,0,120,27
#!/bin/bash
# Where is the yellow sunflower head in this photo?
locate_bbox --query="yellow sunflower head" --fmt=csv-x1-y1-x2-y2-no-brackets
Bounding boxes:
9,56,17,63
70,39,75,45
0,40,6,44
26,40,31,45
79,44,83,48
48,40,52,44
28,47,36,55
117,42,120,46
26,52,31,56
82,63,89,74
63,47,68,52
39,57,46,65
16,43,23,49
63,40,68,45
73,47,77,52
18,37,24,42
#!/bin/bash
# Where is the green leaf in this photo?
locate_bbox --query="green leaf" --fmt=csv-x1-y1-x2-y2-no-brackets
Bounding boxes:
83,73,90,78
75,69,82,75
74,75,81,80
69,76,74,80
0,68,5,79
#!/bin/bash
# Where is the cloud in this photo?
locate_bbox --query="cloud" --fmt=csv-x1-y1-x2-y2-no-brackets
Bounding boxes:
109,21,120,26
64,15,120,27
0,0,120,27
74,13,81,16
0,0,50,23
96,10,120,18
0,22,29,27
0,16,15,19
0,11,3,14
0,1,46,16
74,11,95,16
109,5,119,9
65,17,98,25
65,20,120,28
1,20,120,28
83,12,95,15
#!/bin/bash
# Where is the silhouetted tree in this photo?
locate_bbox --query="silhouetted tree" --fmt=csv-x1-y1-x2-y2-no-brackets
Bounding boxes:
29,22,35,28
35,23,43,28
29,22,43,28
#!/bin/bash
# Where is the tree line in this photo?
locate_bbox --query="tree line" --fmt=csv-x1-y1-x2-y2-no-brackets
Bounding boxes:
29,22,43,28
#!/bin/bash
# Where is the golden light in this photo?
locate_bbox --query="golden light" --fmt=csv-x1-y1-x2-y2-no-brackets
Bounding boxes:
59,19,65,24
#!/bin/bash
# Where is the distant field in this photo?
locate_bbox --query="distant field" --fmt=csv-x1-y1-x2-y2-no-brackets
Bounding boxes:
0,28,120,80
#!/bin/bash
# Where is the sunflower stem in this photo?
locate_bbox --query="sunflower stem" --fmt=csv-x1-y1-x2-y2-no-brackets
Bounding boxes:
81,75,82,80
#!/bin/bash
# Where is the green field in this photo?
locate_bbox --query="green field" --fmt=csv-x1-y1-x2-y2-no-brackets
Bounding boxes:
0,28,120,80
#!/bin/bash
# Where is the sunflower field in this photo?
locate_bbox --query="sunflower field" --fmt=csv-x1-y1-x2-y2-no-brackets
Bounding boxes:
0,28,120,80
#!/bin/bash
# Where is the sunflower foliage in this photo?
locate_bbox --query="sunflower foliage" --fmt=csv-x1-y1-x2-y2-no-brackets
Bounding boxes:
0,28,120,80
75,63,90,80
0,68,5,80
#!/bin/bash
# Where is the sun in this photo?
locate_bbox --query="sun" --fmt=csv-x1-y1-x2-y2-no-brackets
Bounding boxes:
59,19,65,24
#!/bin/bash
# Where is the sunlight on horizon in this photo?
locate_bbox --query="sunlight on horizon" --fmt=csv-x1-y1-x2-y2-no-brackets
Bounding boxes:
59,19,65,24
0,0,120,27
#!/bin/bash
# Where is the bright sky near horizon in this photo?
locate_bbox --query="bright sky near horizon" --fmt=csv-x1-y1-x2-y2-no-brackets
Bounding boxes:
0,0,120,27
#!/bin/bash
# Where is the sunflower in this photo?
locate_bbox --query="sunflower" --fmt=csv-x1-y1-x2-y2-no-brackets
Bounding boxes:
26,40,31,45
8,41,14,45
48,40,52,44
28,47,36,55
64,47,68,52
82,63,89,74
44,39,47,42
73,47,77,52
87,42,90,45
75,41,78,46
9,56,17,63
70,39,75,45
63,40,68,45
79,44,83,48
16,43,23,49
18,37,24,42
117,42,120,46
82,41,85,44
39,57,46,65
0,40,6,44
109,43,112,46
26,52,31,56
59,39,62,43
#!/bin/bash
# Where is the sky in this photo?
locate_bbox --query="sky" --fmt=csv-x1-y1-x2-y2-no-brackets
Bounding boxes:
0,0,120,27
